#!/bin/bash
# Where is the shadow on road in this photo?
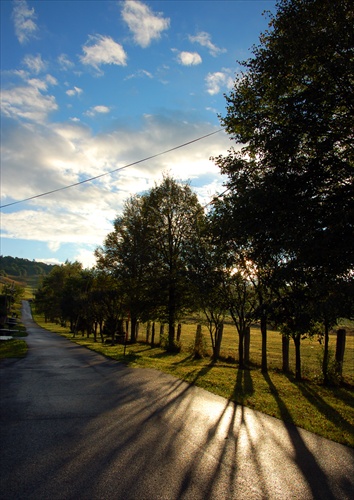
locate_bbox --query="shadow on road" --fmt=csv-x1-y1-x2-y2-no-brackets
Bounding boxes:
262,372,344,500
1,301,353,500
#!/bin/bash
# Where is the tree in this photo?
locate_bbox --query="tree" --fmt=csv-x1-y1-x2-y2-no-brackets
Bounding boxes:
187,216,227,361
222,264,258,369
209,196,277,371
95,195,152,343
34,261,82,326
145,175,204,351
214,0,353,376
218,0,353,276
96,175,203,350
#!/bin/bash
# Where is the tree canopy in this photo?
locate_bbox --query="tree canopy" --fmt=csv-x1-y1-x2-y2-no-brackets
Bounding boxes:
213,0,354,379
216,0,353,279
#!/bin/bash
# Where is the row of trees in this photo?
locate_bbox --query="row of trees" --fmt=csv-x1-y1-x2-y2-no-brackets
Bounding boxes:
211,0,354,382
34,0,353,382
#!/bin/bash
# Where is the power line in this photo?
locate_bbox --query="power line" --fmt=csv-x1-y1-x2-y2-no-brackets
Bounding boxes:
0,129,224,209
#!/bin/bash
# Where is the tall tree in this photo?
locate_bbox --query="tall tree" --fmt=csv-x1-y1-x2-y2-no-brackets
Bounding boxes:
145,175,204,351
95,195,152,343
96,176,203,350
187,216,227,361
214,0,353,376
217,0,353,277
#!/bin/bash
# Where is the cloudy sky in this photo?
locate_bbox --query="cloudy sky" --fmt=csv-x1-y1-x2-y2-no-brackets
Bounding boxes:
1,0,275,268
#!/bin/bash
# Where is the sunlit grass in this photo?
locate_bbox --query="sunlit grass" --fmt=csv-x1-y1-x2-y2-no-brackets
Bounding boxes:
33,312,354,447
0,339,28,359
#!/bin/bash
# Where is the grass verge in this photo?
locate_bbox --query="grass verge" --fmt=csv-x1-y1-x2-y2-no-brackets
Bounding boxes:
33,314,354,448
0,339,28,359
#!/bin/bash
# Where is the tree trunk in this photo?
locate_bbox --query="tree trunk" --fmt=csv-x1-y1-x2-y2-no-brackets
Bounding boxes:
130,315,137,343
322,321,330,385
238,330,245,369
146,321,151,343
282,335,289,373
335,329,346,377
261,312,267,373
176,323,182,342
168,283,176,350
294,334,302,381
194,324,203,359
168,322,175,350
160,323,164,345
212,323,223,362
151,322,155,347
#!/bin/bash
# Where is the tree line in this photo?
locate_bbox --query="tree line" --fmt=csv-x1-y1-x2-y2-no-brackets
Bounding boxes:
34,0,353,383
0,256,55,278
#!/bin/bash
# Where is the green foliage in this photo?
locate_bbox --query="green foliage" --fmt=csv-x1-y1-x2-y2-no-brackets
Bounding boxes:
317,347,343,387
0,282,25,324
0,255,55,277
213,0,354,379
96,174,204,349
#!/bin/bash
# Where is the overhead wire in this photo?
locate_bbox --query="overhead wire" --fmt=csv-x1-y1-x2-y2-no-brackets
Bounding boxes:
0,128,224,209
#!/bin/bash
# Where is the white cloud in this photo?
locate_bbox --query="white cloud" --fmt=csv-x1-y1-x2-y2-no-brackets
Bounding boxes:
122,0,170,48
66,86,83,97
12,0,38,44
1,85,58,122
74,247,98,269
126,69,153,80
177,51,202,66
45,74,58,86
85,105,111,117
35,257,62,266
27,74,57,91
48,240,61,252
205,70,234,95
22,54,47,74
1,209,113,252
58,53,74,70
27,78,48,91
189,31,226,57
0,115,234,261
81,35,127,71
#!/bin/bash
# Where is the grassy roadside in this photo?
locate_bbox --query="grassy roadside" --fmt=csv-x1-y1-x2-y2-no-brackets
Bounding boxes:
0,301,28,361
0,338,28,359
33,313,354,447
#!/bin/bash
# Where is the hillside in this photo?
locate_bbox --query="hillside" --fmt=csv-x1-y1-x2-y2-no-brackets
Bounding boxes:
0,255,56,278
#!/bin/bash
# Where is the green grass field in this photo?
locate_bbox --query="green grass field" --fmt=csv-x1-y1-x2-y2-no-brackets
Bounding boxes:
32,313,354,447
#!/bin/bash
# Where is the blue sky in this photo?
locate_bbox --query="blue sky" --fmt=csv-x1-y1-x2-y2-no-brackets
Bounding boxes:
1,0,275,268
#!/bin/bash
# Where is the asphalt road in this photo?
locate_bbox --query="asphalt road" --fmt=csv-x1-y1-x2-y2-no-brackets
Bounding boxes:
0,301,353,500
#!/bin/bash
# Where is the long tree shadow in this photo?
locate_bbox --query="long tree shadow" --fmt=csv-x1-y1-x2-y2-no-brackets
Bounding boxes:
322,382,354,409
293,377,354,439
231,367,254,404
263,372,294,424
263,372,339,500
188,360,217,384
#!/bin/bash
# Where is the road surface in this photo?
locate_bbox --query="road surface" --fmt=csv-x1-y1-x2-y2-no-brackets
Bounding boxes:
0,301,353,499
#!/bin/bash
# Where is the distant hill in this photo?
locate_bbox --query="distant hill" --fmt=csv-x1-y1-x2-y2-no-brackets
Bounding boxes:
0,255,56,277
